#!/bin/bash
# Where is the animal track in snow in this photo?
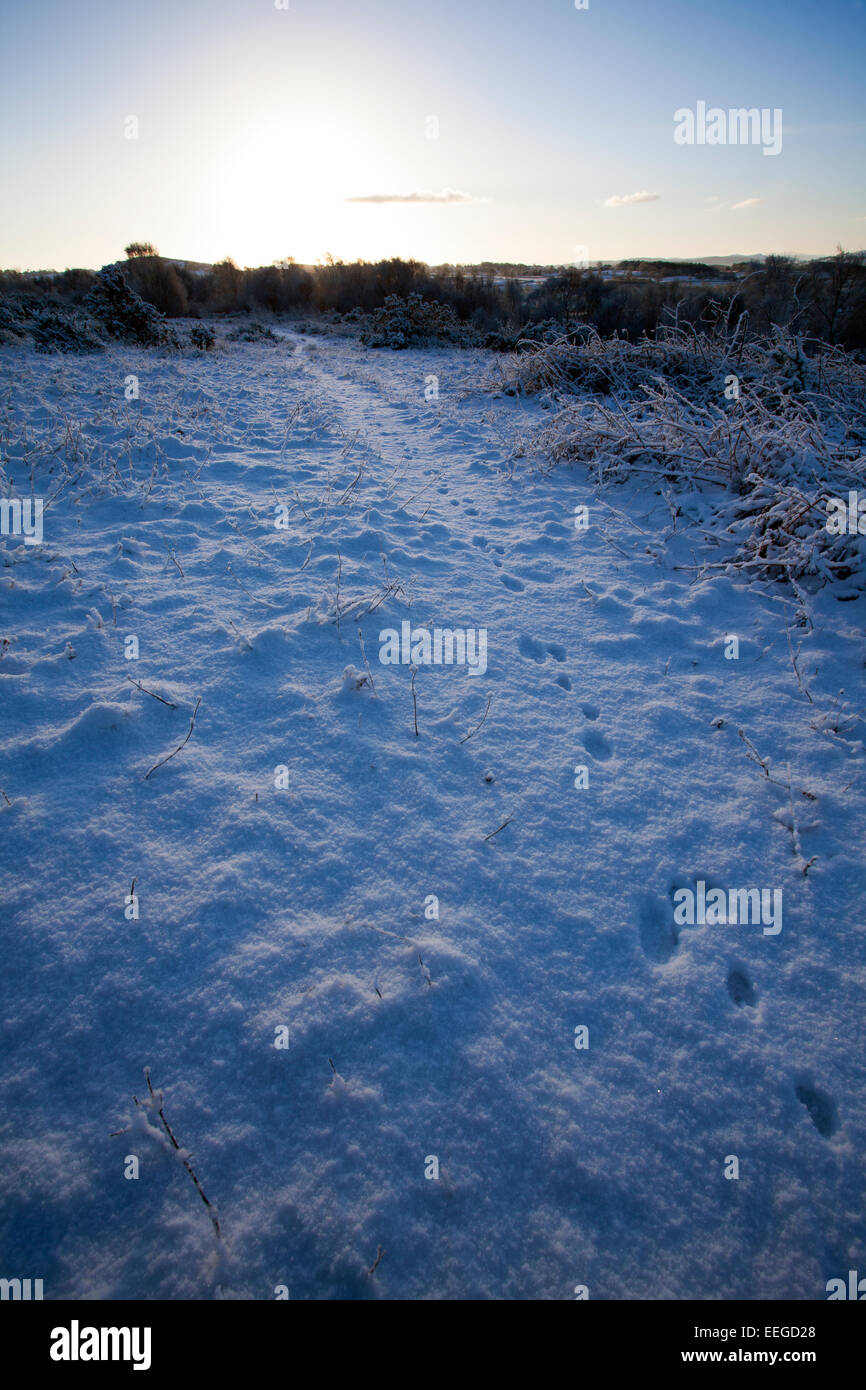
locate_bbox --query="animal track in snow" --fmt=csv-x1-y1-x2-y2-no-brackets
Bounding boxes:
582,729,613,761
726,965,757,1007
795,1081,838,1138
637,892,679,963
518,634,546,662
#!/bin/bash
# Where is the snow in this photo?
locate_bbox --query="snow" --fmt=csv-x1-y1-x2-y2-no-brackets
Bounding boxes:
0,330,864,1300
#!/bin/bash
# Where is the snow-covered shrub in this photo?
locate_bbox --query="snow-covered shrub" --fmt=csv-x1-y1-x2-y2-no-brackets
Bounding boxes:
0,304,28,345
188,324,215,350
361,293,477,349
84,265,170,347
30,308,105,354
226,321,278,343
496,315,866,590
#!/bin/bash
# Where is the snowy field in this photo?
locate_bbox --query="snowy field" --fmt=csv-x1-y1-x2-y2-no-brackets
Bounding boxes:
1,331,864,1300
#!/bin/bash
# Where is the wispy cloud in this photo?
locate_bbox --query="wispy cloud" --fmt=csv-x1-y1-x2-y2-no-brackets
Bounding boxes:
346,188,488,204
603,190,659,207
732,197,761,210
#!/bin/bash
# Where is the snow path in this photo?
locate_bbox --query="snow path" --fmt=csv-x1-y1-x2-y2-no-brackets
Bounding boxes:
0,336,864,1299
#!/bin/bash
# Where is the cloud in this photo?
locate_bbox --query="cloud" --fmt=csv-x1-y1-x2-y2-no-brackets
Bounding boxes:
603,190,660,207
346,188,487,204
732,197,761,210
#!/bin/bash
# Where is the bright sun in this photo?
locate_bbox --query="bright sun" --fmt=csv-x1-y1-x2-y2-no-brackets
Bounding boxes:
209,116,379,265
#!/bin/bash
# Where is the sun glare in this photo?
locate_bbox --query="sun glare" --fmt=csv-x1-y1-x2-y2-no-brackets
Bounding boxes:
209,115,379,265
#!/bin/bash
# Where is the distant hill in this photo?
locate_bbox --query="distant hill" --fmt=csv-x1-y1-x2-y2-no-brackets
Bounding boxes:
676,254,819,266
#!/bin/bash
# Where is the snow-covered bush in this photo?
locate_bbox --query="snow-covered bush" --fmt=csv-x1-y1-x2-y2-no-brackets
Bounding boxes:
30,308,105,354
84,265,171,347
188,324,216,351
495,315,866,590
0,304,28,345
226,321,278,343
361,293,477,349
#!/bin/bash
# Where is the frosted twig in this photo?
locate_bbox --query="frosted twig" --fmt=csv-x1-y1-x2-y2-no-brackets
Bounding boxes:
410,665,419,737
786,761,817,875
484,813,513,842
357,627,376,695
737,727,771,778
126,675,177,709
460,693,492,744
144,697,201,780
737,728,817,799
338,459,365,505
133,1068,221,1238
785,622,813,703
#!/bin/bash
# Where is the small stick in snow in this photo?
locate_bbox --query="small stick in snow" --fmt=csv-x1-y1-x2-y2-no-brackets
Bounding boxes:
737,727,770,778
357,627,376,695
460,693,492,744
786,761,818,876
484,813,513,843
0,787,11,806
226,561,281,609
126,675,177,709
367,1245,384,1276
135,1068,221,1239
410,665,420,737
785,622,813,704
167,547,184,578
228,617,253,648
340,429,360,459
737,728,817,799
418,951,434,987
399,474,439,510
338,458,365,506
144,697,202,781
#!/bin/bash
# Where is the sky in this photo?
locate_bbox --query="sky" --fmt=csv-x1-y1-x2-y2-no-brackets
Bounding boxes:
0,0,864,269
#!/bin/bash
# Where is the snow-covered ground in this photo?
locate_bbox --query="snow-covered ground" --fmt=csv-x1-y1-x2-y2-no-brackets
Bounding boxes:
1,331,864,1300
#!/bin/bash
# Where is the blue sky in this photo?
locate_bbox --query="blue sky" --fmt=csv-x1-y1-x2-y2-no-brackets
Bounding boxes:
1,0,864,267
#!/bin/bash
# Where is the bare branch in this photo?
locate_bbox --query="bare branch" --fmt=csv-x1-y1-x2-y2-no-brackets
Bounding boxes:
144,698,201,780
